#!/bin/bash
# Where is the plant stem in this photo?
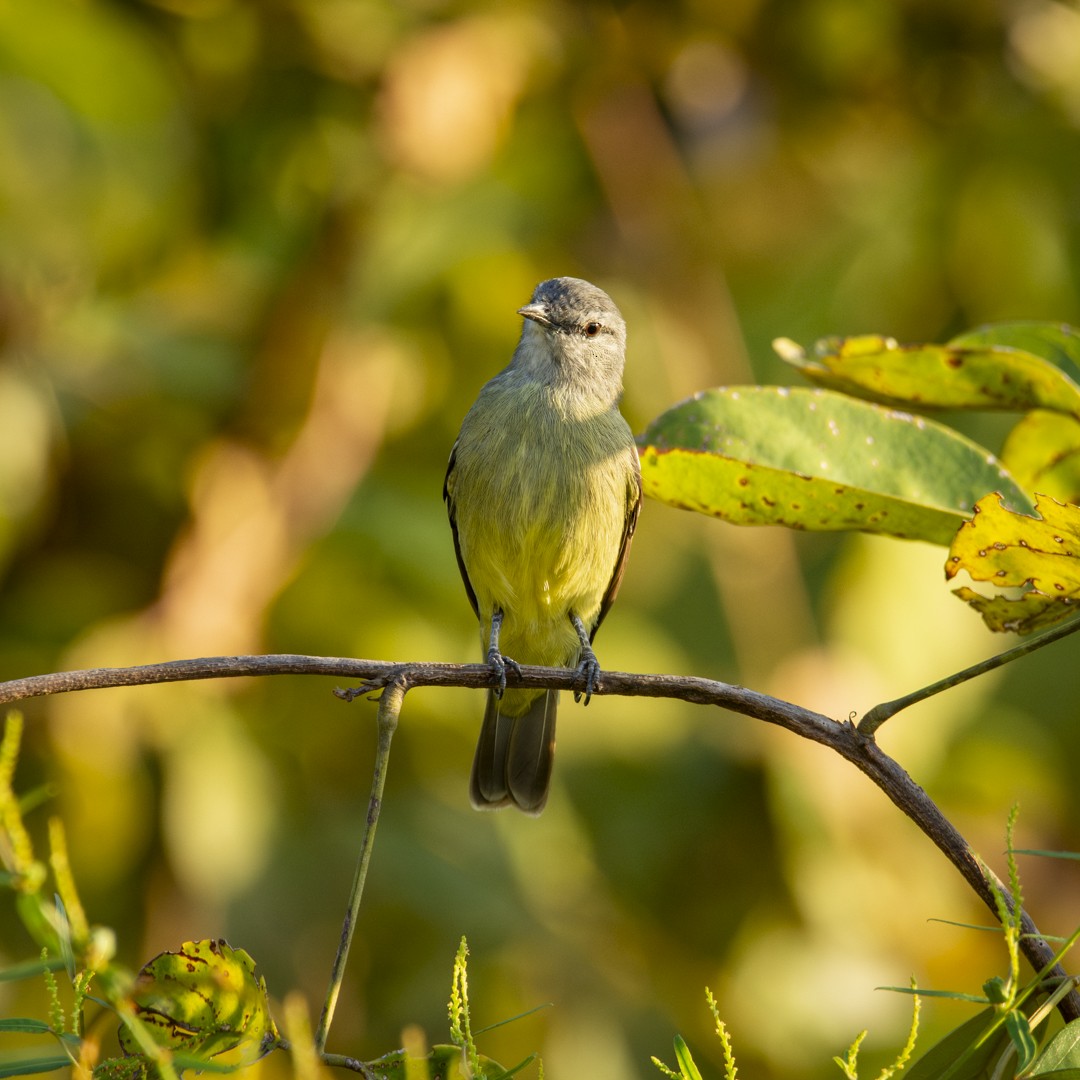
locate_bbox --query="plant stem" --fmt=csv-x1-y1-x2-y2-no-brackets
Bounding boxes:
314,677,404,1054
858,615,1080,735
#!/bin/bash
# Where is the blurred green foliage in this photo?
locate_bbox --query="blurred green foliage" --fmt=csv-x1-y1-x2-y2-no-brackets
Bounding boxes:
1,1,1080,1078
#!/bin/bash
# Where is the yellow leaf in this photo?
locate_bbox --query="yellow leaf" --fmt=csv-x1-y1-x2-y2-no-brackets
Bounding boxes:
946,493,1080,632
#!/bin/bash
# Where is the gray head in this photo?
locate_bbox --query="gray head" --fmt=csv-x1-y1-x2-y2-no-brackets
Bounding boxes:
511,277,627,399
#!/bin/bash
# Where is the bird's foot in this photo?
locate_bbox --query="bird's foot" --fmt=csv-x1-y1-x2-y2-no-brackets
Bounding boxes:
574,644,600,705
486,647,521,698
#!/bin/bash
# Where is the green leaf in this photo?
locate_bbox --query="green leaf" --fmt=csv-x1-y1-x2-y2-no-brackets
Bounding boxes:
880,986,990,1003
0,1020,52,1035
1001,411,1080,504
904,1008,1009,1080
775,328,1080,419
1014,849,1080,860
117,939,279,1069
0,958,67,983
0,1054,72,1078
673,1035,703,1080
638,386,1028,546
946,493,1080,632
1005,1009,1037,1073
949,322,1080,380
1030,1020,1080,1074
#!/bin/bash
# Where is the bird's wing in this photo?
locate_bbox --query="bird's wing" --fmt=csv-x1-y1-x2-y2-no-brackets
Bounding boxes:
444,442,480,619
592,447,642,641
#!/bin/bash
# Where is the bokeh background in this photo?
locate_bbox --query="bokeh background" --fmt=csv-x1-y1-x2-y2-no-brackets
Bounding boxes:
2,0,1080,1077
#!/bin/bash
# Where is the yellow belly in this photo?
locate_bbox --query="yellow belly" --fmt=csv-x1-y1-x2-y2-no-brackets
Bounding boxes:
450,383,635,714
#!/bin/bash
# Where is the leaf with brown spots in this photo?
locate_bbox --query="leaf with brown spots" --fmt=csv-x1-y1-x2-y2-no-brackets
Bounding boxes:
946,492,1080,633
637,386,1029,545
116,939,279,1071
775,324,1080,419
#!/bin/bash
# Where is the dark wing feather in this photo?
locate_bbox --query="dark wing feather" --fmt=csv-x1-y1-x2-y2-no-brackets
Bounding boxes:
591,447,642,642
444,442,480,619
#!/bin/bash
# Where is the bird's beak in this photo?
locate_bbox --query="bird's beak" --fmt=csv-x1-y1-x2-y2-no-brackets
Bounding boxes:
517,302,553,328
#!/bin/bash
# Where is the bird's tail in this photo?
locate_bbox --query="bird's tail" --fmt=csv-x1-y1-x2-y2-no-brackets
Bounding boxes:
469,689,558,815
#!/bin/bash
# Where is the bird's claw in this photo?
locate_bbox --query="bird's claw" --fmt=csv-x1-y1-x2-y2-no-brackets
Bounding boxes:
486,648,521,698
573,646,600,705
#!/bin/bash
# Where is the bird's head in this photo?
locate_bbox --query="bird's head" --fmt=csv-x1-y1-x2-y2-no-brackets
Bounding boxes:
513,277,627,398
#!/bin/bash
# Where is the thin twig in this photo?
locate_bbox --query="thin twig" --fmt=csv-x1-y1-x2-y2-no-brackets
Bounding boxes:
858,615,1080,735
314,677,405,1054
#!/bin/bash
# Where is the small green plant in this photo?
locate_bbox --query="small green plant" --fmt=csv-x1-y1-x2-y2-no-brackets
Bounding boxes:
651,989,737,1080
0,712,539,1080
831,980,920,1080
0,710,122,1078
359,937,543,1079
884,809,1080,1080
654,810,1080,1080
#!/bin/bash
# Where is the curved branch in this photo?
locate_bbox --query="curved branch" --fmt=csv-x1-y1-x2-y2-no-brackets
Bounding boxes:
2,654,1077,1020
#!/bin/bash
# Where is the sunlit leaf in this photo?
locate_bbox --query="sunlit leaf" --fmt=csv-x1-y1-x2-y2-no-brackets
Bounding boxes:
673,1036,703,1080
950,322,1080,379
638,386,1028,546
946,493,1080,633
1030,1019,1080,1074
117,939,279,1069
775,329,1080,418
1001,411,1080,503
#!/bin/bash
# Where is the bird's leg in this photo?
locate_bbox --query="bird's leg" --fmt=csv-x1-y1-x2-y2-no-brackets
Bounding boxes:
486,608,521,698
570,612,600,705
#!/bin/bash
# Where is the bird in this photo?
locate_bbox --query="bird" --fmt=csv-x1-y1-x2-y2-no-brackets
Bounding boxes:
444,276,641,814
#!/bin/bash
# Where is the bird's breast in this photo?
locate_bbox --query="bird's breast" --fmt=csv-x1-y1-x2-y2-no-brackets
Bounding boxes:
451,386,635,660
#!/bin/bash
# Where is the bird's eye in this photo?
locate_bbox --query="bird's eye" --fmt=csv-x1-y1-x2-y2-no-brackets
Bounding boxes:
584,322,602,337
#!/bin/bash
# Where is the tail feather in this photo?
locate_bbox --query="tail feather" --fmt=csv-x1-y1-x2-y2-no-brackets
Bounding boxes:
470,690,558,815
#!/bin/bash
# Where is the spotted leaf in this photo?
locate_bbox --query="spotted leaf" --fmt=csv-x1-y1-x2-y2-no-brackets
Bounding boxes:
117,939,279,1070
775,325,1080,419
946,492,1080,633
638,386,1029,546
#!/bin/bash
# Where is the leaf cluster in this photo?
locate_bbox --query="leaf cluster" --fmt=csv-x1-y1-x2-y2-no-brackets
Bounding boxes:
639,322,1080,634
